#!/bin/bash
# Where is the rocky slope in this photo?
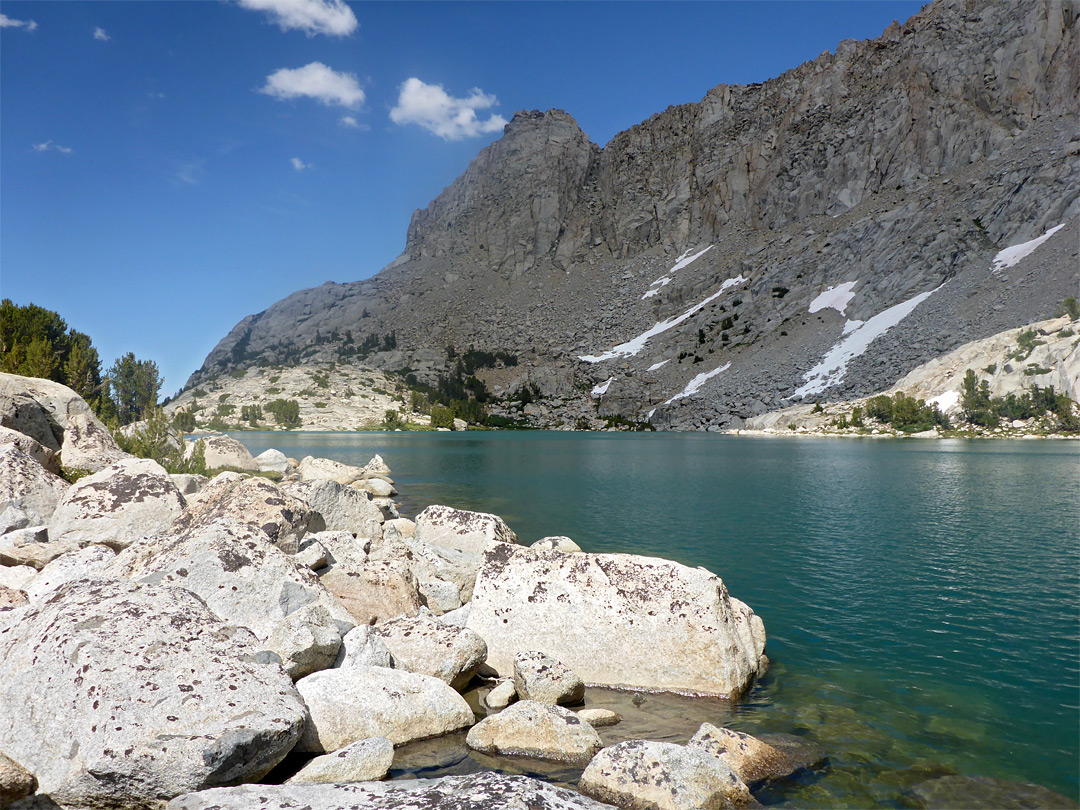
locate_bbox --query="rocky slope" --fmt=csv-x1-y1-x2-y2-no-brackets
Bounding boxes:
189,0,1080,430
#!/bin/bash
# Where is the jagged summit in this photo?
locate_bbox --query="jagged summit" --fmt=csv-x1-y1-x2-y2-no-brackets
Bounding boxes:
190,0,1079,431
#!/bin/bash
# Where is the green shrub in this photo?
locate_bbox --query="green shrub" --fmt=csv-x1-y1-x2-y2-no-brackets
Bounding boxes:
172,411,196,433
384,409,404,430
1057,296,1080,320
430,405,455,429
265,399,301,428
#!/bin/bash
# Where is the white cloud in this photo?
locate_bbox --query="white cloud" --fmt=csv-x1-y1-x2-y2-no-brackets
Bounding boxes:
1,13,38,31
237,0,357,37
93,26,110,41
340,115,359,128
290,157,312,171
260,62,364,108
33,140,74,155
390,78,507,140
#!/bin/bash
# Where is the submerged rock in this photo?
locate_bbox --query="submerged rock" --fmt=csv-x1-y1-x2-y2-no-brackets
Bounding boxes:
467,546,766,696
466,700,602,765
689,723,826,786
167,771,616,810
579,740,752,810
0,578,307,809
578,708,621,728
905,774,1079,809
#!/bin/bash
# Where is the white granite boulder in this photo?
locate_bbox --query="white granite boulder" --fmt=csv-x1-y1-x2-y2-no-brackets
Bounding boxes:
193,434,258,472
298,456,364,484
467,546,766,696
178,473,323,554
283,479,384,539
255,448,291,474
0,578,307,809
49,457,186,551
514,650,585,706
353,477,396,498
334,625,393,670
485,679,517,710
306,530,370,569
295,665,474,752
0,529,78,570
579,740,752,810
466,700,602,765
363,454,391,477
373,612,487,690
267,602,343,680
414,504,519,556
0,424,60,475
24,543,116,603
171,473,208,495
166,772,615,810
285,737,394,784
532,536,582,553
103,518,353,642
0,443,69,525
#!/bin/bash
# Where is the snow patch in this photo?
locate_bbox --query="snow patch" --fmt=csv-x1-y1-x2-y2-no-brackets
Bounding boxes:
665,362,731,404
793,285,941,398
647,360,670,372
641,246,713,299
647,408,656,420
809,281,858,315
591,377,614,398
581,275,747,363
991,223,1065,273
642,277,672,299
928,390,961,413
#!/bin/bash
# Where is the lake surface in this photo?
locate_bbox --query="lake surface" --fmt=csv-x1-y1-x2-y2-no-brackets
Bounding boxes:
234,431,1080,806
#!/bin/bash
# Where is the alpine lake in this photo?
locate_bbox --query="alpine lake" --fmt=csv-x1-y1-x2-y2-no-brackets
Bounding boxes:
232,430,1080,808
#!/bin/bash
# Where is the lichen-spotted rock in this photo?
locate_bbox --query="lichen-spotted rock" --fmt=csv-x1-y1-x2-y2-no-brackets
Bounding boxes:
373,611,487,690
466,700,602,765
467,546,766,696
0,578,307,809
166,771,618,809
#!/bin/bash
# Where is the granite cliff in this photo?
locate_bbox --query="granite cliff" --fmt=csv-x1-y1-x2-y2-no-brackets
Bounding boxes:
189,0,1080,430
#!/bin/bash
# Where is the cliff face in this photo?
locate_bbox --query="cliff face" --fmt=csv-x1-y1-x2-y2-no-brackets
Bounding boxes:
191,0,1080,430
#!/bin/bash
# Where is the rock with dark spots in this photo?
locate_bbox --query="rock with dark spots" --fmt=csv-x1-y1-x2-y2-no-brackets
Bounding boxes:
177,473,323,554
904,774,1079,809
578,709,621,728
167,771,616,810
0,444,69,525
0,504,32,535
0,578,307,809
170,473,208,496
0,752,37,805
689,724,825,786
0,585,28,611
305,528,371,569
295,665,474,752
373,611,487,690
532,536,583,553
193,434,258,472
579,740,752,810
466,700,602,765
363,454,391,477
23,544,116,603
61,412,130,473
285,736,394,784
283,479,384,540
334,625,393,670
48,458,186,551
266,602,343,681
0,425,60,476
320,560,421,625
514,650,585,705
414,505,519,556
103,518,353,642
467,547,766,696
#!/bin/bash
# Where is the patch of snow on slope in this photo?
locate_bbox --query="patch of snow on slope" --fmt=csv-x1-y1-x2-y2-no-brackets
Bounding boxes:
647,360,669,371
928,390,961,413
665,362,732,404
591,377,614,398
808,281,858,315
581,275,747,363
991,223,1065,273
641,246,713,300
793,286,941,398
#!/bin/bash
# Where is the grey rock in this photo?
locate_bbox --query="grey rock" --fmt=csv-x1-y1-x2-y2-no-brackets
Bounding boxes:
374,612,487,690
319,560,421,626
170,473,208,495
532,536,583,553
103,518,354,642
0,444,69,526
485,679,517,710
23,543,116,603
285,736,394,784
298,455,364,484
178,473,322,554
166,772,616,810
295,537,329,570
0,425,60,475
295,665,474,752
414,504,519,556
0,578,307,809
364,454,392,477
334,624,393,670
0,504,32,535
354,477,396,498
466,700,601,765
48,457,186,551
267,602,343,681
0,530,78,570
514,650,585,706
467,546,766,696
579,740,752,810
369,531,476,613
283,479,383,539
577,709,621,728
904,774,1079,809
0,752,37,805
688,723,826,786
306,528,371,569
438,603,471,627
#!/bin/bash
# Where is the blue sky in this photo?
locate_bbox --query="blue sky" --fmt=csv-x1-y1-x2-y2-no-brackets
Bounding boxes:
1,0,924,395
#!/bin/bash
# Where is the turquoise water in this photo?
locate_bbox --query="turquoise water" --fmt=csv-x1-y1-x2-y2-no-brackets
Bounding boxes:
234,431,1080,805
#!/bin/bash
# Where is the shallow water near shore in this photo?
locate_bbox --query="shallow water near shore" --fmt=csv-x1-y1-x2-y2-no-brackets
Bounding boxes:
234,431,1080,806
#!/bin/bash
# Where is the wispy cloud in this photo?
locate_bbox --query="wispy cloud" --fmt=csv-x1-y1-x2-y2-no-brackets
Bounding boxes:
93,26,111,41
148,92,166,100
237,0,357,37
260,62,364,108
290,157,313,171
176,159,206,185
340,115,361,128
1,13,38,31
33,140,74,155
390,78,507,141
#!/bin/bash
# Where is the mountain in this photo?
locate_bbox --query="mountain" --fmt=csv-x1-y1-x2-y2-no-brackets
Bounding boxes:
189,0,1080,431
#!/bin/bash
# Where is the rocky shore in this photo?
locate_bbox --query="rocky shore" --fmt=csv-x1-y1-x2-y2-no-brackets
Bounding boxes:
2,371,1076,810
